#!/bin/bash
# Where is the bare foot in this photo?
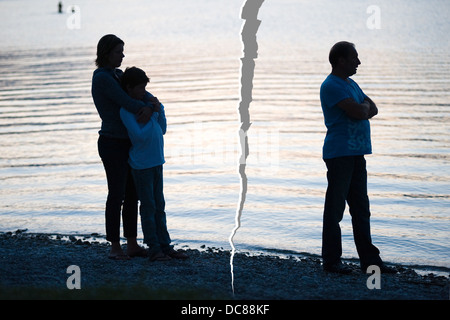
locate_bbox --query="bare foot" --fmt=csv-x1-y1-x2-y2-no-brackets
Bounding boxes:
108,242,130,260
126,238,148,257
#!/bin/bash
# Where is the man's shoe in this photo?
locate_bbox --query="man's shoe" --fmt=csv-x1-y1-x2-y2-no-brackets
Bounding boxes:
323,262,353,274
379,264,398,274
362,263,398,274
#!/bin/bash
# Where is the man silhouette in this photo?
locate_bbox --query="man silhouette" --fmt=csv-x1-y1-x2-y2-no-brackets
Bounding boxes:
319,41,396,274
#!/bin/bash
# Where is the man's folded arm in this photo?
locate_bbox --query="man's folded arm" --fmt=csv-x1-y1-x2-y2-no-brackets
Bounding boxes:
337,98,371,120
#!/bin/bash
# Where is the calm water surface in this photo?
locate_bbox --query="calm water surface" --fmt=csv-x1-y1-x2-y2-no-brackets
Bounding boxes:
0,0,449,271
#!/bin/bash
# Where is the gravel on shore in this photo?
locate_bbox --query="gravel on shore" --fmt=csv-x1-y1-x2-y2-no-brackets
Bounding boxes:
0,229,448,301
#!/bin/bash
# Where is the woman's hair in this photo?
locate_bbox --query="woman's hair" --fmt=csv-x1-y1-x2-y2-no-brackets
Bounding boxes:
121,67,150,91
329,41,355,68
95,34,124,67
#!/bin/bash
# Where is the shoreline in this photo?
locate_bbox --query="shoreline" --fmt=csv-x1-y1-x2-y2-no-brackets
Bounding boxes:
0,229,448,300
5,228,448,276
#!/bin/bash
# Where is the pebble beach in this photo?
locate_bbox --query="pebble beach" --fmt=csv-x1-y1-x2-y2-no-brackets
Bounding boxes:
0,229,448,302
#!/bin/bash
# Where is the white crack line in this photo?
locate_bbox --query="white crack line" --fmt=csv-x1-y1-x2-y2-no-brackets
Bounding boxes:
229,0,264,295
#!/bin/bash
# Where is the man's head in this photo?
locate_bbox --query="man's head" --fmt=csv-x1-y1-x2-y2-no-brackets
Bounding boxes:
122,67,149,100
329,41,361,78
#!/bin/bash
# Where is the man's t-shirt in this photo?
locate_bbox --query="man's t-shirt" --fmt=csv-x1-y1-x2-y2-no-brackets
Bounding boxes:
320,74,372,159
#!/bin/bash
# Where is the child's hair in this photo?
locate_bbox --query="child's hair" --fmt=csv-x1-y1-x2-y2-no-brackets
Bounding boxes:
121,67,150,91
